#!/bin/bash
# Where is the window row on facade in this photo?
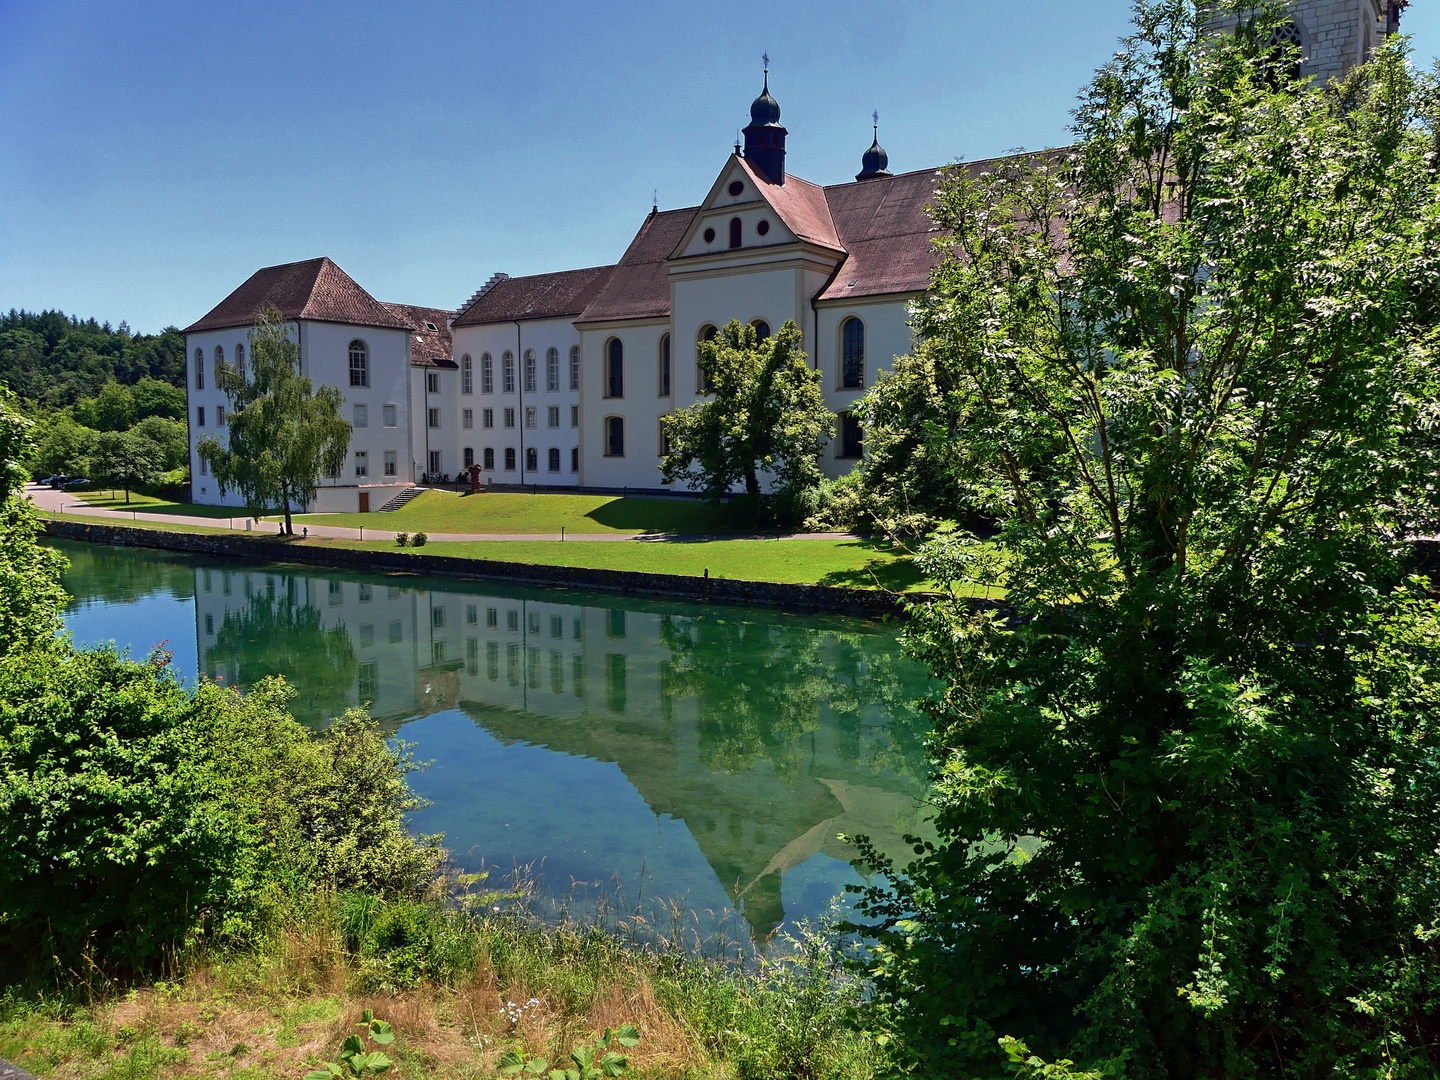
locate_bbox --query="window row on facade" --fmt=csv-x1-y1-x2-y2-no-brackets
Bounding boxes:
457,347,581,395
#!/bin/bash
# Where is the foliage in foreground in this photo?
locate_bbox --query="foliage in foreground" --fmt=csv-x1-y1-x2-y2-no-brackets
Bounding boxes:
849,5,1440,1078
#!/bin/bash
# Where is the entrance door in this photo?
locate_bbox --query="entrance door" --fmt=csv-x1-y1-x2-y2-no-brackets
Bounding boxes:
358,492,370,513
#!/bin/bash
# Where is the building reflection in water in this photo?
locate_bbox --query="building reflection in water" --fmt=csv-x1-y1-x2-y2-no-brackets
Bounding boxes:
182,560,934,940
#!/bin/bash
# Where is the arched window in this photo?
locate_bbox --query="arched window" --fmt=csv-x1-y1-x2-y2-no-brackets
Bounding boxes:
659,334,671,396
481,353,494,393
604,416,625,457
483,447,495,470
504,447,516,471
526,447,538,472
697,324,718,393
235,342,245,378
463,447,474,468
215,344,224,367
349,339,369,388
548,447,561,472
546,347,560,391
751,320,771,342
569,345,580,390
729,217,742,249
462,354,473,394
841,317,865,389
1263,19,1304,85
502,351,515,394
524,349,537,393
194,349,205,390
605,338,624,399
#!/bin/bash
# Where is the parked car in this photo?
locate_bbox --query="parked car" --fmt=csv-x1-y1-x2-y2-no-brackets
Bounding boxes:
60,478,92,491
37,475,60,486
48,475,75,489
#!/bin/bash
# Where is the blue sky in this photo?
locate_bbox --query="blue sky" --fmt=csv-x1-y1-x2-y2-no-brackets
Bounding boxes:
3,1,1437,335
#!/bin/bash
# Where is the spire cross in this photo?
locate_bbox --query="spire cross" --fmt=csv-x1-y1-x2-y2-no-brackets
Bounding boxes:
762,51,769,72
873,109,880,134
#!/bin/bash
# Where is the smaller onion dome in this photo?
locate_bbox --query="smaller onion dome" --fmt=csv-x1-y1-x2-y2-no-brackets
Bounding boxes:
856,112,892,181
750,70,781,127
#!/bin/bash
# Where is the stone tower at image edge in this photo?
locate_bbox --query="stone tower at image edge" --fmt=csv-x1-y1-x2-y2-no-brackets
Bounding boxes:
1207,1,1405,83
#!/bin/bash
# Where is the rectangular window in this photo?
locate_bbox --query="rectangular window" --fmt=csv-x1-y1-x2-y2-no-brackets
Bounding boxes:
503,356,515,394
462,358,473,394
604,416,624,457
550,615,563,639
196,406,205,427
483,447,494,469
486,606,497,628
204,612,213,635
525,407,537,429
329,580,342,605
432,605,446,628
428,407,440,429
428,450,442,474
483,408,494,429
359,583,372,603
358,662,378,701
432,640,446,664
481,357,493,394
838,411,864,459
547,349,560,391
570,447,579,473
353,403,367,427
199,456,208,476
506,642,519,685
504,407,516,429
607,609,626,638
548,447,560,472
384,450,397,476
569,346,580,391
215,405,226,427
486,640,499,681
383,404,397,427
466,604,477,625
659,419,669,456
605,653,627,714
355,451,369,477
466,637,478,677
359,623,374,647
507,609,519,632
389,620,402,642
427,371,440,394
462,408,474,429
570,405,579,428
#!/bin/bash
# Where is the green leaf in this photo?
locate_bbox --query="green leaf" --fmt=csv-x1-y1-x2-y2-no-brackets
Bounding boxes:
526,1059,550,1075
572,1044,595,1069
304,1071,338,1080
342,1034,365,1055
499,1048,525,1075
615,1025,640,1048
364,1051,392,1073
600,1051,628,1077
361,1009,375,1025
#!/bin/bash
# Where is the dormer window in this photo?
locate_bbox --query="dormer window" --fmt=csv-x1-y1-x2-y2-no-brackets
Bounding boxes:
729,217,742,249
424,320,439,333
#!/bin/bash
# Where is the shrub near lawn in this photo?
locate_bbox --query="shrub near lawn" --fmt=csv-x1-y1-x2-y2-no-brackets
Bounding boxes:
0,650,443,979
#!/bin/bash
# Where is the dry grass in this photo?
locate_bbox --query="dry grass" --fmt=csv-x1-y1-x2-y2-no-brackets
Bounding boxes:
0,924,719,1080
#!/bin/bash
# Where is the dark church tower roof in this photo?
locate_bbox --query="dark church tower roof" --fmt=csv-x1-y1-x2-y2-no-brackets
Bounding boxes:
856,113,892,181
742,60,788,184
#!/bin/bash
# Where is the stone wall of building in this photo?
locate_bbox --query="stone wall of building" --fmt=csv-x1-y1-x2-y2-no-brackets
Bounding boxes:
1205,0,1400,84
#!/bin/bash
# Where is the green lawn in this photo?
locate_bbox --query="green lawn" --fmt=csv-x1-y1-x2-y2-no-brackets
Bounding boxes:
301,489,747,535
40,510,242,536
320,536,952,592
72,490,243,519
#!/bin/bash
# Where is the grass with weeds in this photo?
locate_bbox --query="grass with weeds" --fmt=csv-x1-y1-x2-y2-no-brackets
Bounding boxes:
0,895,892,1080
70,491,241,519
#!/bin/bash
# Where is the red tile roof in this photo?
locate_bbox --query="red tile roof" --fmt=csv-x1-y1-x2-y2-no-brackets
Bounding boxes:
452,265,616,327
734,157,842,251
576,207,698,325
382,302,454,367
183,257,413,334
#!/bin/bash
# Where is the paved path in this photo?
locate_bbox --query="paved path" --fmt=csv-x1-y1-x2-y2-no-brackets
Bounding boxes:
0,1055,41,1080
26,485,859,545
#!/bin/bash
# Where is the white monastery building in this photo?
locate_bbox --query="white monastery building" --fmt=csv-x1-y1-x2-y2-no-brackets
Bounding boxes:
183,0,1403,513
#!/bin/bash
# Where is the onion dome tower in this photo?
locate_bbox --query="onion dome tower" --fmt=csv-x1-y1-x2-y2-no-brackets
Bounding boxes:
856,112,892,181
742,55,787,184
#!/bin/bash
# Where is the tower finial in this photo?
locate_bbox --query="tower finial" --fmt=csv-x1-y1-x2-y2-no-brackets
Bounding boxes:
873,109,879,135
856,110,891,182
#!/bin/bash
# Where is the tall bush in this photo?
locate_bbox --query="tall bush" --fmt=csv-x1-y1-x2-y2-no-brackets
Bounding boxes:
850,5,1440,1076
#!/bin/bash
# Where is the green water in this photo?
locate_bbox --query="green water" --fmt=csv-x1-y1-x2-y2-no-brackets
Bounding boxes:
50,539,936,942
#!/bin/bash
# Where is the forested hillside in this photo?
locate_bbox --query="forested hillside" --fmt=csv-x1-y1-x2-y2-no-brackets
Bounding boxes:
0,309,185,406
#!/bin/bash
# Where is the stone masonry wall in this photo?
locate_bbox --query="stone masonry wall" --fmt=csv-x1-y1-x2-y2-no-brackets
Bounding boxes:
1205,0,1397,84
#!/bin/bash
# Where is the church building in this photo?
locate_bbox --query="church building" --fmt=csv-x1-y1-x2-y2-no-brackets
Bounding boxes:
182,0,1404,513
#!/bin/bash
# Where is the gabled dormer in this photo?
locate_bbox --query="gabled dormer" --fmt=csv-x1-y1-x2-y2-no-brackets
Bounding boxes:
669,155,844,262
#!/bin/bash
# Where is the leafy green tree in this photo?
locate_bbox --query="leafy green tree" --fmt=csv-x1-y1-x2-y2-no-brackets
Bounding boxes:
132,414,189,472
0,388,66,655
74,380,136,432
850,8,1440,1077
32,414,98,478
661,320,833,521
132,376,186,421
198,307,350,534
89,428,163,502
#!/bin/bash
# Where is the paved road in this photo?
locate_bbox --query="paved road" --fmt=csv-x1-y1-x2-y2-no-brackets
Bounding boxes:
0,1055,40,1080
25,485,858,545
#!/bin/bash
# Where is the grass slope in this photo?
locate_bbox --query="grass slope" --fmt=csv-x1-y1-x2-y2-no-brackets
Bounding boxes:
303,490,742,535
72,491,244,519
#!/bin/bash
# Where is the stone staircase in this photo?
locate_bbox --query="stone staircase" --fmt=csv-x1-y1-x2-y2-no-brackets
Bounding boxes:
376,486,423,513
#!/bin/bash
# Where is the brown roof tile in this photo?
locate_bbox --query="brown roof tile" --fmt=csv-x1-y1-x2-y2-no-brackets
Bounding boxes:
382,302,454,367
735,157,842,251
452,265,616,327
576,206,698,325
183,257,413,333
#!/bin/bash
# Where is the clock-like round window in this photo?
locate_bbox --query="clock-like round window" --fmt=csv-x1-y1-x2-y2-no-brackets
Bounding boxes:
703,227,716,243
728,181,744,197
756,219,770,236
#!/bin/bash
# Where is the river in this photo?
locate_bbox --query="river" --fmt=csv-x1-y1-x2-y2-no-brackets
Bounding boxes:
48,539,936,945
